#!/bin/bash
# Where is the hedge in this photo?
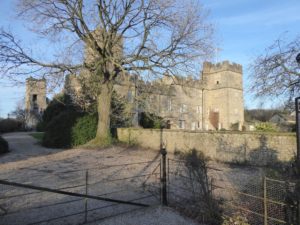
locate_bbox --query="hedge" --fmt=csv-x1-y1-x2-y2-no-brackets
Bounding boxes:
42,111,82,148
0,136,9,154
71,114,97,146
0,119,22,133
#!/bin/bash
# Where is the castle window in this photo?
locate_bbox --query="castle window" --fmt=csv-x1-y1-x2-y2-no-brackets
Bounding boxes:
191,122,196,130
196,105,202,114
179,120,185,129
32,94,38,111
180,104,187,113
167,99,172,112
216,81,219,84
32,94,37,102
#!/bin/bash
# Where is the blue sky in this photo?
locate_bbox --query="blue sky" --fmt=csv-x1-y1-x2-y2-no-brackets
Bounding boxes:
0,0,300,117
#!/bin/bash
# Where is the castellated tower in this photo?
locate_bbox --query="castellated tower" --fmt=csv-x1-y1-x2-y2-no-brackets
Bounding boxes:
25,77,47,129
202,61,244,130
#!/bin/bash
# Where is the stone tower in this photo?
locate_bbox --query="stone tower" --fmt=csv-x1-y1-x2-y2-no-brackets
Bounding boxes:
25,77,47,129
202,61,244,130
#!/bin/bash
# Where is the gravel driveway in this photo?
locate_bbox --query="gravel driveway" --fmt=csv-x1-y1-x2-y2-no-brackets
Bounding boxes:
0,132,200,225
0,132,263,225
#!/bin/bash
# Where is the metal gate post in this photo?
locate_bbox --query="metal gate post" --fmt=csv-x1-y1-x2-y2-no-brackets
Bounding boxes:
295,97,300,166
161,147,168,206
264,176,268,225
84,170,89,223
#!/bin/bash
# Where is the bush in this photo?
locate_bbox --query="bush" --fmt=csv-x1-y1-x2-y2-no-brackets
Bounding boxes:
0,119,22,133
110,91,132,128
42,111,82,148
139,112,163,129
36,121,46,132
0,136,9,154
71,114,97,146
42,91,132,148
255,122,277,132
42,94,75,126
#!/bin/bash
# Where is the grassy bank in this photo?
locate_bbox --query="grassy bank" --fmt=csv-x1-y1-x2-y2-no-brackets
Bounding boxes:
30,132,44,142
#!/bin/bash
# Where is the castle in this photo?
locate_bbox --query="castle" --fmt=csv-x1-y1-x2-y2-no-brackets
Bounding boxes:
137,60,244,131
65,60,244,131
24,77,47,129
25,60,244,131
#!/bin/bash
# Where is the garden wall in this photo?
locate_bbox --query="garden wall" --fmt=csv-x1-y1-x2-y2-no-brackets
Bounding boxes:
117,128,296,166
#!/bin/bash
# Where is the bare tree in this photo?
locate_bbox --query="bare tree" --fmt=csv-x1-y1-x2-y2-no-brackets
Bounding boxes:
11,100,26,125
0,0,214,146
250,35,300,102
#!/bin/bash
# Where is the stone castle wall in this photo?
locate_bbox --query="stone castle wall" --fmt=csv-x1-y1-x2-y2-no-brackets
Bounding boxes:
202,61,243,74
65,60,245,131
25,78,47,129
25,78,47,112
117,128,296,166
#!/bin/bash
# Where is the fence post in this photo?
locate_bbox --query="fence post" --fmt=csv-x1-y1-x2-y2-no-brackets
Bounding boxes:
84,170,88,223
297,198,300,225
161,147,167,206
167,158,170,203
264,176,268,225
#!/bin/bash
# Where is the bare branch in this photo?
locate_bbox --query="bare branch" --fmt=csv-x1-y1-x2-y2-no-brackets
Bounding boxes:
249,35,300,100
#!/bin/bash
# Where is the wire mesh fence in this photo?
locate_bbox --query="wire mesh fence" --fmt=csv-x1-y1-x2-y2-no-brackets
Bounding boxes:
0,160,161,225
167,158,221,224
167,157,299,225
214,176,298,225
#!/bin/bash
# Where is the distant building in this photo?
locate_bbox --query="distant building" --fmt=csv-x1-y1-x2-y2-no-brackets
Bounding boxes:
25,77,47,129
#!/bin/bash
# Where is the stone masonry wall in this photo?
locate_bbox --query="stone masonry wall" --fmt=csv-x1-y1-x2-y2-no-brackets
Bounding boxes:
117,128,296,166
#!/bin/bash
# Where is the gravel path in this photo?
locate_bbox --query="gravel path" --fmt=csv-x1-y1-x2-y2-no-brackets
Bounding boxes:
0,132,61,169
0,132,198,225
90,206,198,225
0,132,263,225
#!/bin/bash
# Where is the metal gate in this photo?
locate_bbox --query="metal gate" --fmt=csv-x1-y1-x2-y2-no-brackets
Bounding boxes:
0,160,161,225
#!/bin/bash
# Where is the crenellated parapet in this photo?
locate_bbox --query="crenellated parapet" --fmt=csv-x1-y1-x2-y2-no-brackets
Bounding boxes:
202,60,242,74
160,75,203,89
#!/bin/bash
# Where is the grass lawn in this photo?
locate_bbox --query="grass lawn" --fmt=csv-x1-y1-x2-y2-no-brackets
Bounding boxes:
30,132,44,142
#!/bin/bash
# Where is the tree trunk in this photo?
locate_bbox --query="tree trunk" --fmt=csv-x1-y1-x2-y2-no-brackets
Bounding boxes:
91,82,113,147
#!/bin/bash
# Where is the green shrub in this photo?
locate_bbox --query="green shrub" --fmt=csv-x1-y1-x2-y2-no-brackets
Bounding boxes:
255,122,277,132
42,94,75,126
139,112,163,129
110,91,132,128
0,119,22,133
42,111,82,148
36,121,46,132
71,114,97,146
0,136,9,154
30,132,44,142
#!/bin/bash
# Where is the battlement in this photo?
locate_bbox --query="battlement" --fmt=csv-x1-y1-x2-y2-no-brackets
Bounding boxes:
26,77,46,83
202,61,242,74
26,77,46,92
159,75,202,89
